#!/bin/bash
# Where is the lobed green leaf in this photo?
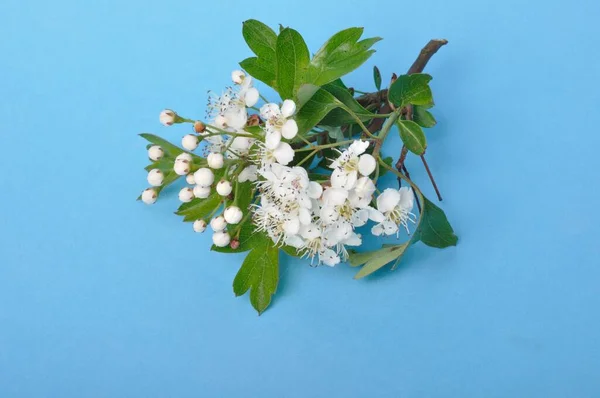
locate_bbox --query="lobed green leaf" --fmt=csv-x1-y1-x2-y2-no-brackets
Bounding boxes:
388,74,434,108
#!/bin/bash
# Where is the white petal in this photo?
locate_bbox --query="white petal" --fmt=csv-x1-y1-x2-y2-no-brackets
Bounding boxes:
320,206,339,224
351,209,369,227
299,207,312,225
349,140,369,155
322,187,348,206
224,108,247,129
398,186,415,211
371,224,384,236
358,154,376,176
260,103,280,119
344,170,358,190
307,181,323,199
319,249,340,266
281,99,297,118
281,119,298,139
300,223,321,240
244,87,259,107
343,232,362,246
283,218,300,235
330,169,347,189
285,235,305,249
265,130,282,149
382,220,399,236
367,207,386,223
376,188,401,213
273,142,294,165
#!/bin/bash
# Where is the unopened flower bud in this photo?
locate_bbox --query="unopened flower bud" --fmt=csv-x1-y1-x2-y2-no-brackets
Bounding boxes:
159,109,177,126
185,174,195,184
207,152,224,169
193,185,211,199
175,153,193,163
193,219,207,233
141,188,158,205
230,239,240,250
193,120,206,134
174,161,191,176
210,216,227,232
212,231,231,247
194,168,214,187
147,169,164,186
182,134,199,151
216,180,232,196
148,145,164,161
224,206,243,224
231,70,246,84
178,187,194,203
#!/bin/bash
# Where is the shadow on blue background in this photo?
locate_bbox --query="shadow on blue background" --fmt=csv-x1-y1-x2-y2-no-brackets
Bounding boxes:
1,0,599,397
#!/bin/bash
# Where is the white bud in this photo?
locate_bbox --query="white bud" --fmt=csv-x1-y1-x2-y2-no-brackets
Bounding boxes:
216,180,233,196
358,154,377,176
193,219,207,233
182,134,199,151
148,145,164,161
159,109,176,126
231,70,246,84
210,216,227,232
194,168,214,187
212,231,231,247
281,119,298,140
141,188,158,205
193,185,211,199
178,187,194,203
175,153,193,163
224,206,243,224
185,174,195,184
147,169,164,186
173,161,191,176
207,152,224,169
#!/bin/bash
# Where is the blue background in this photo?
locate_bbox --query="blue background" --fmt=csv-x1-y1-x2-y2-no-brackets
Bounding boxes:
1,0,599,396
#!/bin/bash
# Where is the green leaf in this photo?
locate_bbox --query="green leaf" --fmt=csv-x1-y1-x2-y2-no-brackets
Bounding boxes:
377,156,394,177
175,192,222,222
295,85,342,136
276,28,310,100
140,133,202,162
144,158,173,172
319,82,374,126
307,27,381,86
373,66,382,91
281,245,302,257
413,105,437,128
239,57,276,87
352,243,409,279
233,232,279,314
397,120,427,155
212,222,257,253
242,20,277,59
416,197,459,248
323,125,345,141
388,73,433,108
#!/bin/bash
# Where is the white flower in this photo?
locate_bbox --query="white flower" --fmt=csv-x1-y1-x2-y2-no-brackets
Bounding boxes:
212,231,231,247
193,219,207,233
210,216,227,232
185,174,196,185
238,165,258,182
348,177,376,208
227,136,254,159
148,145,164,161
193,185,211,199
141,188,157,205
159,109,176,126
174,153,193,176
207,152,224,169
147,169,164,186
224,206,243,224
330,140,373,190
370,187,416,236
194,168,214,187
260,100,298,147
178,187,194,203
216,180,232,196
182,134,199,151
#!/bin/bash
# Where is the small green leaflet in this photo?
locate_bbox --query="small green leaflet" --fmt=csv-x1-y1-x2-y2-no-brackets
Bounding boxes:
416,197,459,248
175,192,222,222
276,28,310,100
352,243,409,279
307,27,381,87
233,231,279,315
397,120,427,155
388,73,433,108
413,105,437,128
240,20,278,87
373,66,382,91
319,82,374,126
